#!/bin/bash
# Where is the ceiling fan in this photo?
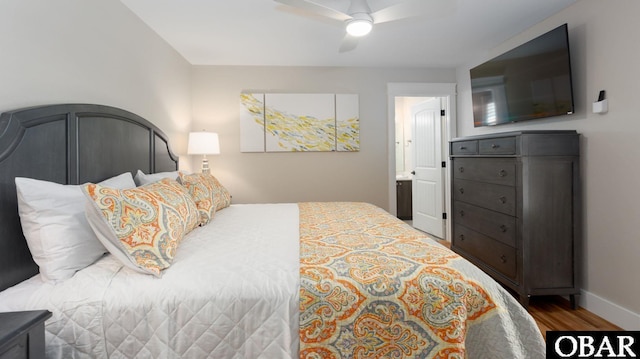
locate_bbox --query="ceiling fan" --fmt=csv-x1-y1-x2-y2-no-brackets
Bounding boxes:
274,0,445,52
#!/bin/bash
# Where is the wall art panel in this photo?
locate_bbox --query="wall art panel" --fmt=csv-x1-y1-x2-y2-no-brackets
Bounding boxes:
336,94,360,152
240,93,266,152
265,93,335,152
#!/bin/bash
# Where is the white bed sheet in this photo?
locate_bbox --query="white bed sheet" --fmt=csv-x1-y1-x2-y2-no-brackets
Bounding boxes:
0,203,300,359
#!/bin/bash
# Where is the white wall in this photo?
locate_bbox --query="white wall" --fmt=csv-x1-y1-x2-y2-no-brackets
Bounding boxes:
0,0,192,157
191,66,455,209
455,0,640,329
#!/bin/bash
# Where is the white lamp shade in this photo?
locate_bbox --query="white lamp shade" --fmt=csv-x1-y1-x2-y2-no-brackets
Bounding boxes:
188,132,220,155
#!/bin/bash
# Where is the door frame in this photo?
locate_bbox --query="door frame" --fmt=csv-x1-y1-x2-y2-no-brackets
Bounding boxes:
387,82,457,241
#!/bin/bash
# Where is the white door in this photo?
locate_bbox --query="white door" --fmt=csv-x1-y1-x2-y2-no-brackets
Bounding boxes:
411,98,444,238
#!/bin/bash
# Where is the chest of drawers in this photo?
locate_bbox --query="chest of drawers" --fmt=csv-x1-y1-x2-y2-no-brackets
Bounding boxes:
450,131,580,308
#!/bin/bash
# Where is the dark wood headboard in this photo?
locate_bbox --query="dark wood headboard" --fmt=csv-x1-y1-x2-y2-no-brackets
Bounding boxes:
0,104,179,291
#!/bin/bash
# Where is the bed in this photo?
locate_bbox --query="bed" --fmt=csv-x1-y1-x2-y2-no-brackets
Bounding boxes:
0,104,545,358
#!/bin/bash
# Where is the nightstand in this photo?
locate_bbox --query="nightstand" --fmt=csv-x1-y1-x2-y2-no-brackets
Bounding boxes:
0,310,51,359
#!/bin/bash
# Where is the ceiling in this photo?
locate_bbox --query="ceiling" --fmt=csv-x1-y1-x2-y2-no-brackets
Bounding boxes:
120,0,576,68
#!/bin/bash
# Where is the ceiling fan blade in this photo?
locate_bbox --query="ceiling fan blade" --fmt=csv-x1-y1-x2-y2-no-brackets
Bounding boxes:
338,34,359,53
371,0,455,24
274,0,352,22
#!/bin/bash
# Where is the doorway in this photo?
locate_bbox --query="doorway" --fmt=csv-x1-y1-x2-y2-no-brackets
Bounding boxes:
387,83,457,241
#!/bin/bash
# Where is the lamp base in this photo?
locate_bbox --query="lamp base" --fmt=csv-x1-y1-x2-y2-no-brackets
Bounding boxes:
201,157,210,174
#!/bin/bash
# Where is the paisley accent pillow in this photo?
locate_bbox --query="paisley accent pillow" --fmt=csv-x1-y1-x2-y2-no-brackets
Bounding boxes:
133,169,180,186
209,174,232,211
82,178,200,276
178,173,231,225
178,172,217,225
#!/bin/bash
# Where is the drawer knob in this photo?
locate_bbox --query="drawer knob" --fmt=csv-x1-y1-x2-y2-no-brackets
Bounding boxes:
491,143,500,149
459,146,467,150
459,187,464,194
500,224,507,232
459,210,465,217
498,196,506,204
500,255,507,263
498,169,507,177
458,166,464,173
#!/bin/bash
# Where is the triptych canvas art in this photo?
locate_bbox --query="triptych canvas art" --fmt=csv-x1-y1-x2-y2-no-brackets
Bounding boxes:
240,93,360,152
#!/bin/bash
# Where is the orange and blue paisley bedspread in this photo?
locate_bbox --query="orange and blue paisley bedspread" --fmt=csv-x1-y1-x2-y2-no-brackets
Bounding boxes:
298,202,544,359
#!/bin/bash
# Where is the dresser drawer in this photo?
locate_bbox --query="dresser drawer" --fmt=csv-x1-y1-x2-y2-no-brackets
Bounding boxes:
451,140,478,155
453,179,516,216
453,201,516,247
479,136,516,155
453,225,517,281
453,158,516,186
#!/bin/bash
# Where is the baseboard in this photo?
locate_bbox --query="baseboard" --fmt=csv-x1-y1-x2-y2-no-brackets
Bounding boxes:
580,290,640,330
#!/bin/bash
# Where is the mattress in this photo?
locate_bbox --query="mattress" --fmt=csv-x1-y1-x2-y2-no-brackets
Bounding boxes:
0,202,545,358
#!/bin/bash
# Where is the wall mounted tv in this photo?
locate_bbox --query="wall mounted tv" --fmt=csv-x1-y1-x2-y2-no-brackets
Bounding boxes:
470,24,574,127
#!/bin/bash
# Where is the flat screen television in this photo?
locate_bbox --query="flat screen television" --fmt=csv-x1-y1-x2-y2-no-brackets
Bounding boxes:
470,24,574,127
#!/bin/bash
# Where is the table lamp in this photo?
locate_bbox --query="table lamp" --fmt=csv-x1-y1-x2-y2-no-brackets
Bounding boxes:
187,131,220,174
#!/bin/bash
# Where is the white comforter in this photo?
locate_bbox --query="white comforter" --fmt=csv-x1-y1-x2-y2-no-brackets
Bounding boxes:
0,204,300,359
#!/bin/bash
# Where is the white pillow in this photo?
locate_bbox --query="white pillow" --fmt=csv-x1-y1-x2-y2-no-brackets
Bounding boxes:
15,172,137,282
133,169,180,186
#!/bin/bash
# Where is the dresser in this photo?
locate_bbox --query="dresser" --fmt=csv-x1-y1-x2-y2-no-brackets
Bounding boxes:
449,131,580,308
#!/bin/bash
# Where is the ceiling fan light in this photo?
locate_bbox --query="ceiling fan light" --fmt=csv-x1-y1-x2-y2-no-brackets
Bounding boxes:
346,18,372,37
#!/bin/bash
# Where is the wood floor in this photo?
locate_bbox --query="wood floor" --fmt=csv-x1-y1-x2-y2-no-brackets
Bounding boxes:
430,238,622,339
528,295,621,340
